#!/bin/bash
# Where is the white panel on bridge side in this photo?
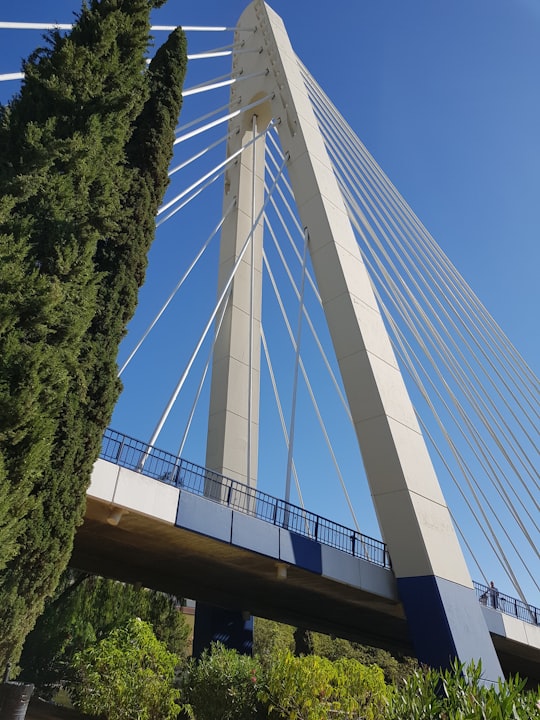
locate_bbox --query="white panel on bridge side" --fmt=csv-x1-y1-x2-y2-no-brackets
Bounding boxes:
89,458,178,524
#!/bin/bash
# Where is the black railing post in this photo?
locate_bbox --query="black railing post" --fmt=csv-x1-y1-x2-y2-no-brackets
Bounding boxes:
116,437,125,462
272,500,278,525
350,533,356,556
226,484,232,506
314,517,319,541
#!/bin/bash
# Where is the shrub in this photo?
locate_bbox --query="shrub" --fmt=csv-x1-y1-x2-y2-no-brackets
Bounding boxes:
180,643,262,720
71,618,180,720
384,660,540,720
259,649,389,720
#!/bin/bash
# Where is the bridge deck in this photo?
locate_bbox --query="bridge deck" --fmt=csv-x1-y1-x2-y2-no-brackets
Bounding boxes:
72,433,540,683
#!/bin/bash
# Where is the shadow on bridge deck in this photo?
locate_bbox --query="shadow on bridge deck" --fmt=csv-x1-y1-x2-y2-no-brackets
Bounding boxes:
73,491,411,656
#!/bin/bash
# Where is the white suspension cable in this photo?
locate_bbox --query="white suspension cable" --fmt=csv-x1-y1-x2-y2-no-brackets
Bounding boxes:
359,228,539,591
182,69,268,98
247,113,258,487
312,90,540,486
304,66,540,422
284,227,309,504
176,284,232,459
261,327,307,511
168,132,228,177
371,276,539,595
174,93,273,146
161,123,271,216
156,168,225,227
175,101,230,136
344,189,540,514
328,132,540,490
187,51,231,60
316,102,540,462
263,250,361,532
264,144,322,304
144,152,289,451
119,198,236,376
302,64,540,404
0,73,24,82
264,214,352,423
0,22,251,32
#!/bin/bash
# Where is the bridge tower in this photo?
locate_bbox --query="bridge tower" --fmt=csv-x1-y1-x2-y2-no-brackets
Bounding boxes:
199,0,503,681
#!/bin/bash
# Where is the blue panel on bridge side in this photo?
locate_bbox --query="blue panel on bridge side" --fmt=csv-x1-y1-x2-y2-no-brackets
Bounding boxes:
176,490,233,543
397,575,503,683
280,530,323,574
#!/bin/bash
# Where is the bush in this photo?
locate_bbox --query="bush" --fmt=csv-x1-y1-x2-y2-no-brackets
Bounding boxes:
384,660,540,720
180,643,261,720
71,618,180,720
258,649,388,720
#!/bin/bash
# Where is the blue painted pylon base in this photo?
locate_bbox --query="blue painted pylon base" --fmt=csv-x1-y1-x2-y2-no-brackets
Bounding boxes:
397,575,503,684
192,602,253,658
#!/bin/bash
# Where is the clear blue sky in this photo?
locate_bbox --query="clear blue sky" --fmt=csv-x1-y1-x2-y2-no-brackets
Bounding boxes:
1,1,538,599
2,0,538,366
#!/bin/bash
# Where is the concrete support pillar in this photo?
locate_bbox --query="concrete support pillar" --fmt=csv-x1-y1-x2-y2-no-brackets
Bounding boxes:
220,0,504,682
193,603,253,658
205,117,267,491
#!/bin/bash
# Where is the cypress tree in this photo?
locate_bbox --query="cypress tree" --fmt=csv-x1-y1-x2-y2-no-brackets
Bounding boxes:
0,0,187,667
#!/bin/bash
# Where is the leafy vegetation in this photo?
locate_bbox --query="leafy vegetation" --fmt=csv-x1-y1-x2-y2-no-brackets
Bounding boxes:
0,0,187,667
12,605,540,718
308,628,418,686
252,617,295,660
385,660,540,720
253,619,416,686
18,569,191,696
180,642,539,720
180,643,261,720
259,649,387,720
71,618,181,720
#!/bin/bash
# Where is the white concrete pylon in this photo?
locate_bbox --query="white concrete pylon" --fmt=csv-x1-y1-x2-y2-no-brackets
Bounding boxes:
205,106,269,490
205,0,503,681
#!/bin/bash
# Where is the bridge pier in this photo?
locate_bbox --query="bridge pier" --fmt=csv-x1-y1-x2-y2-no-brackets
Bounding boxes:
192,603,253,657
398,576,503,682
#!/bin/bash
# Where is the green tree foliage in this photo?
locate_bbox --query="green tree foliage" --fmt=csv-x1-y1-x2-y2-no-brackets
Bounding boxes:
18,569,190,695
252,617,295,662
254,618,416,686
0,0,187,667
259,650,388,720
385,660,540,720
71,617,180,720
309,630,417,686
181,643,262,720
163,641,540,720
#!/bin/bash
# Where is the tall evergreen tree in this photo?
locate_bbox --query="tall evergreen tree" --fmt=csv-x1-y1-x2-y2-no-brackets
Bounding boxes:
0,0,187,667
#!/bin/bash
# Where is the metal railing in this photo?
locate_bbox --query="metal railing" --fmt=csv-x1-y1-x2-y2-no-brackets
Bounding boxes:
99,428,391,568
474,581,539,626
98,429,539,626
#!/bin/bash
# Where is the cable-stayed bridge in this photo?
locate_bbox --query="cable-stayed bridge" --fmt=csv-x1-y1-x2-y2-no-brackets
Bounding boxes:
1,0,538,685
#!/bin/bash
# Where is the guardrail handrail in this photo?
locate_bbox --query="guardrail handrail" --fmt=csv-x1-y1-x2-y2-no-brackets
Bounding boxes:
474,581,539,627
99,428,390,568
98,428,540,626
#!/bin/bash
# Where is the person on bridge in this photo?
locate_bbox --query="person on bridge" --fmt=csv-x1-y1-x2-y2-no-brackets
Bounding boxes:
489,581,500,609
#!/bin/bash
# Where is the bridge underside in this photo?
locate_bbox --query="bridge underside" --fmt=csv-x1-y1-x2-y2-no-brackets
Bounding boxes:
72,495,540,684
74,495,410,654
